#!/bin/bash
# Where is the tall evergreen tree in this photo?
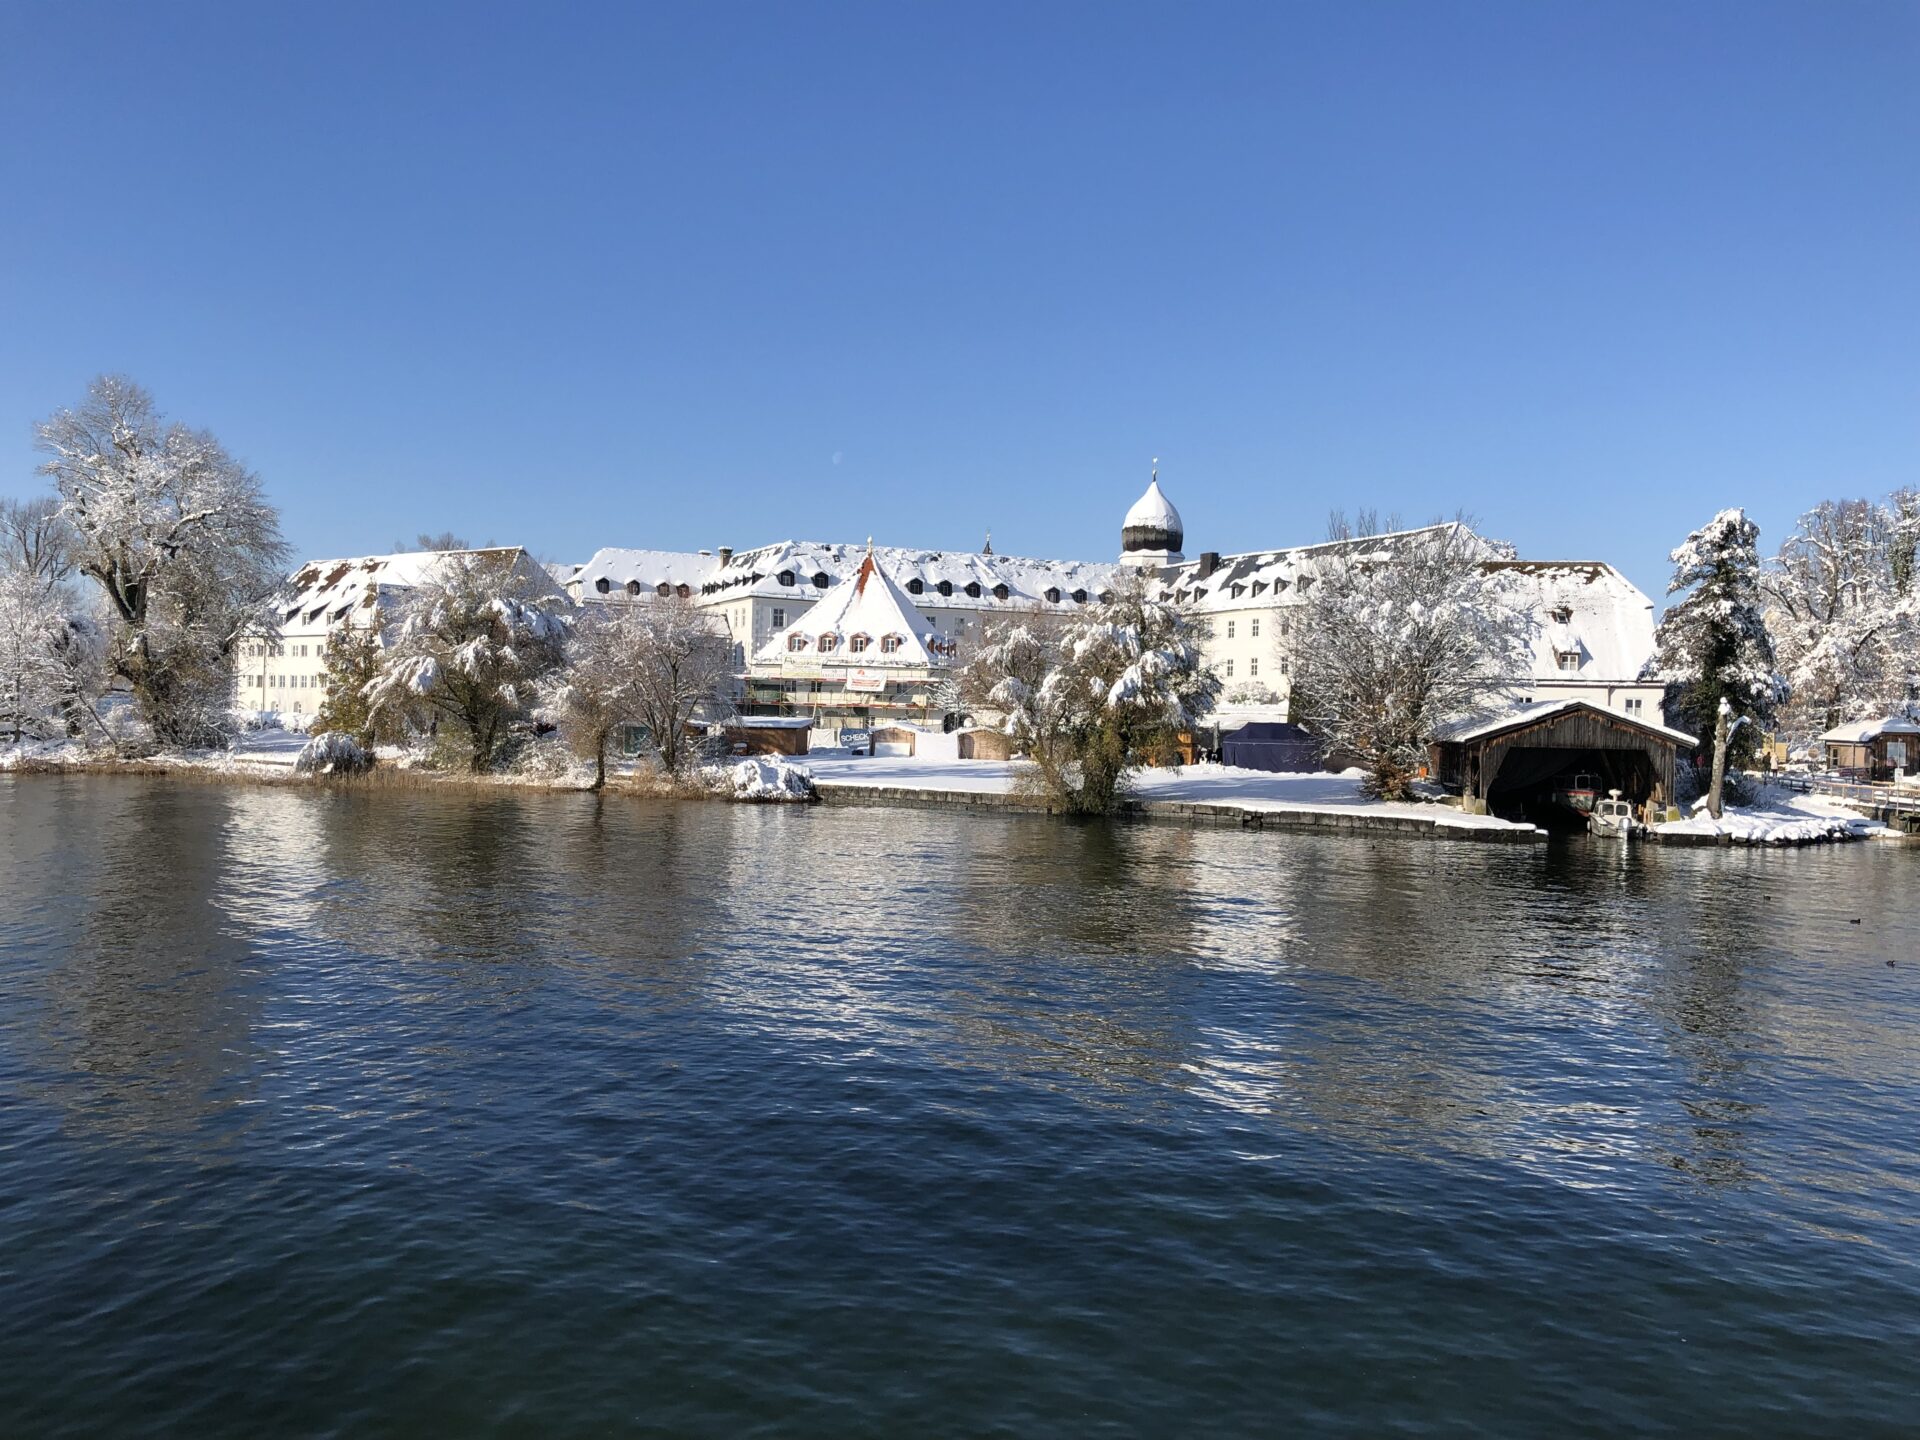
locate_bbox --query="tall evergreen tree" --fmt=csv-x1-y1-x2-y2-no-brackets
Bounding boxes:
1651,509,1784,773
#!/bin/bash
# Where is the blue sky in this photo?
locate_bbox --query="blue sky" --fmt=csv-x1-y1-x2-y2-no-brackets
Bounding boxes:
1,2,1914,601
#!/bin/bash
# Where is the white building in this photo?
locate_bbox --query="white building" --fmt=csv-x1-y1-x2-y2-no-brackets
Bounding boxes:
236,547,564,721
1130,479,1664,724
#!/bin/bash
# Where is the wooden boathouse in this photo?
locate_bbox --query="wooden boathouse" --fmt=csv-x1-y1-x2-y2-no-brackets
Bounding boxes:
1431,700,1696,820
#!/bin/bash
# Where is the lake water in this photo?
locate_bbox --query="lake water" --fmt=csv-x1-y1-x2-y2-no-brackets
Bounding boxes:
2,776,1917,1436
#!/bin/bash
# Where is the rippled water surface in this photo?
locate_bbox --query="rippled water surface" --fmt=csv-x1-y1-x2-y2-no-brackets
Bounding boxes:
2,777,1918,1436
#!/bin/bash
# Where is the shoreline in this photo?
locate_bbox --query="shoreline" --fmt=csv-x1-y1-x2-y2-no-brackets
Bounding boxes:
8,749,1910,847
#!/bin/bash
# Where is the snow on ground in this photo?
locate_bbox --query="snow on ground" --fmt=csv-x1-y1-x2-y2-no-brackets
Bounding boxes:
801,755,1534,831
1654,786,1900,844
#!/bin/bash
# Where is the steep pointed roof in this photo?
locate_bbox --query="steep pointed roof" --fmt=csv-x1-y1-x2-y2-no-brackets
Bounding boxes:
753,546,942,667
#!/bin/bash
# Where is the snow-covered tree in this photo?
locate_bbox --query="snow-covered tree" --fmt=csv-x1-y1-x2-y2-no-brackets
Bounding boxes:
366,552,570,770
310,624,388,745
0,496,77,586
966,572,1219,814
0,567,102,741
1650,508,1784,772
35,376,287,747
1288,523,1534,799
542,596,733,788
1763,498,1916,735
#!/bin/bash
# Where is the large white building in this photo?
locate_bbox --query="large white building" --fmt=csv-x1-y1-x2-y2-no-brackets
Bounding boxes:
551,468,1664,732
238,547,564,721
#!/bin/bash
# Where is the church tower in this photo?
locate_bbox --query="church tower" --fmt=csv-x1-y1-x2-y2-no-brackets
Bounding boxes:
1119,463,1185,568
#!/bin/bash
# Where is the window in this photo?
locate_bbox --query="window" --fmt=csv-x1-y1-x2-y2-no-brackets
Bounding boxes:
937,580,953,597
964,581,982,598
1249,659,1258,678
817,633,839,653
778,571,795,587
1556,651,1581,672
787,634,808,651
812,572,829,589
1624,698,1644,716
1072,589,1087,604
1280,615,1291,637
881,634,903,654
772,607,786,629
1224,659,1234,678
849,634,871,654
992,583,1009,600
1045,587,1061,603
1226,620,1235,639
657,582,672,597
1251,618,1260,639
907,579,924,595
677,584,690,598
1551,605,1573,624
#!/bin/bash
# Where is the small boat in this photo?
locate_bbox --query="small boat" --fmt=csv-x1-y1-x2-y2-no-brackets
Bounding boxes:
1589,789,1639,837
1551,771,1600,817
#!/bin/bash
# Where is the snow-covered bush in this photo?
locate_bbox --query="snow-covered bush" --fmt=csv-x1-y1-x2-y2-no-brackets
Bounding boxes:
294,730,372,776
713,756,815,802
965,570,1219,814
0,568,103,741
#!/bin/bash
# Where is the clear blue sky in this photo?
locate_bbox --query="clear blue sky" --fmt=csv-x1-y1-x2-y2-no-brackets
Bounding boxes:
2,2,1915,601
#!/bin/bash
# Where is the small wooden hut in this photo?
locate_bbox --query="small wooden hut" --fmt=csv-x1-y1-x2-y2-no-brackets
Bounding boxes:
1819,715,1920,781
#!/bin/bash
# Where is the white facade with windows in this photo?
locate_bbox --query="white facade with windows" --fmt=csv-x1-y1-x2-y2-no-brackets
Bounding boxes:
239,548,564,720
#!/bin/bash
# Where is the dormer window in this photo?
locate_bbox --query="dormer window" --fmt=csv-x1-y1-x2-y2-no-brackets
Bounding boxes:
992,583,1009,601
626,580,642,597
1044,587,1061,603
657,582,672,597
787,634,809,651
1097,592,1111,603
937,580,953,597
1072,589,1087,604
907,579,924,595
1252,581,1267,597
817,632,840,653
677,584,691,598
880,634,903,654
1556,650,1582,672
849,634,871,654
812,572,830,589
595,577,611,594
1231,584,1245,599
778,571,796,587
964,581,982,598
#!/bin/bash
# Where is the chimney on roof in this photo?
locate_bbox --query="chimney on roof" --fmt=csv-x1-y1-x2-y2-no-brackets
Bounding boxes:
717,546,733,566
1198,551,1221,579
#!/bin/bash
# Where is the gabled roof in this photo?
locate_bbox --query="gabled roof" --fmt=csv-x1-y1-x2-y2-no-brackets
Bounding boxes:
569,547,718,598
1433,698,1697,748
753,547,944,667
1819,715,1920,744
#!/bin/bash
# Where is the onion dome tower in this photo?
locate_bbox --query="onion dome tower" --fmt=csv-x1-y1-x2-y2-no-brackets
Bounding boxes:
1120,462,1185,568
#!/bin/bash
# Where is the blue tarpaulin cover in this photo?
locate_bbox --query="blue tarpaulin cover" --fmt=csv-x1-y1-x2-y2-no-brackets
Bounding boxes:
1220,722,1323,773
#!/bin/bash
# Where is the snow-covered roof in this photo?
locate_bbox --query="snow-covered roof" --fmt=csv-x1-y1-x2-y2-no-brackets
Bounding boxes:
708,539,1118,612
278,548,554,628
1152,523,1489,612
753,548,945,667
1487,561,1657,684
1433,698,1697,747
569,547,719,599
1818,715,1920,744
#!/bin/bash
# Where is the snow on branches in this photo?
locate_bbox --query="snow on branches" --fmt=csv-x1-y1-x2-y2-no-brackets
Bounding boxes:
366,552,570,770
967,570,1218,813
1763,493,1919,736
35,376,287,747
1288,524,1534,799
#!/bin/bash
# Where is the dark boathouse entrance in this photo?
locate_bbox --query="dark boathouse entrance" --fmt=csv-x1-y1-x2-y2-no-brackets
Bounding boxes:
1431,701,1696,826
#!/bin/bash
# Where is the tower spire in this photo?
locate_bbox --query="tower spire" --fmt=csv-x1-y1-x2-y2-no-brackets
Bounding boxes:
983,527,993,556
